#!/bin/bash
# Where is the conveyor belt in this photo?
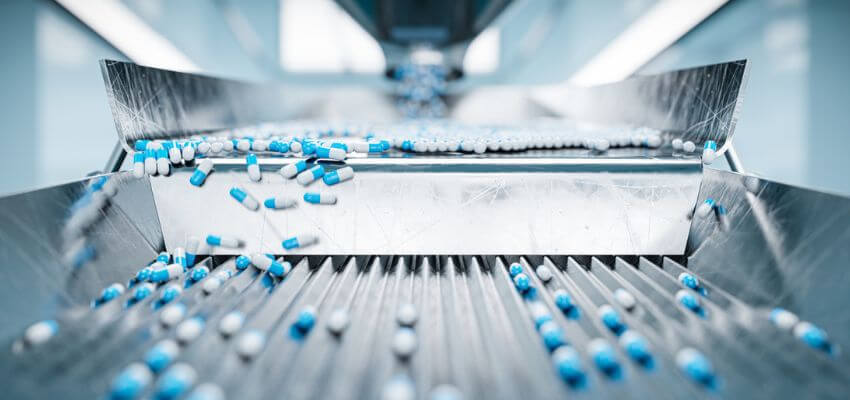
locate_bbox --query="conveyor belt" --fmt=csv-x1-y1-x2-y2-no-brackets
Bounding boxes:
4,254,848,399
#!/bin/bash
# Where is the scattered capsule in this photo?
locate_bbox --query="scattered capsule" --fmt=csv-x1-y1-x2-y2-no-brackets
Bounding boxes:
702,140,717,164
397,303,418,326
613,288,636,311
676,290,705,317
392,327,418,358
323,166,354,185
282,234,318,250
769,308,799,331
327,308,350,335
132,151,145,178
695,198,715,218
23,320,58,346
110,363,152,400
93,283,125,307
219,311,245,337
246,153,261,181
296,165,325,185
552,346,587,389
186,383,225,400
676,348,716,388
176,317,205,344
160,303,187,327
513,273,530,292
535,265,553,282
304,192,337,205
540,321,565,351
190,265,209,282
589,339,622,380
189,159,213,186
155,363,197,400
145,339,180,373
294,306,317,332
206,234,241,248
598,305,627,335
230,186,259,211
280,160,308,179
159,284,183,304
619,331,653,368
174,247,187,268
529,301,553,328
250,253,291,278
509,262,523,277
264,197,296,210
236,329,266,359
381,374,416,400
315,145,346,160
150,264,185,283
430,384,465,400
235,254,252,270
793,321,833,353
186,237,199,267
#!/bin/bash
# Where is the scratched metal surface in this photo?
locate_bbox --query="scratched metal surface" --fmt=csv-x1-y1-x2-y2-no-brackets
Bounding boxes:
0,172,162,339
149,157,702,255
3,254,848,399
685,168,850,369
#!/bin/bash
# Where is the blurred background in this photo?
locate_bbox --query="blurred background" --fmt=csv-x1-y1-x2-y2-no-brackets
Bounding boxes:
0,0,848,196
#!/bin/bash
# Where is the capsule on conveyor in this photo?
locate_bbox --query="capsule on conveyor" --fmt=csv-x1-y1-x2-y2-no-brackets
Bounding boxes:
297,165,325,185
613,288,636,311
295,306,317,333
702,140,718,164
236,138,252,152
135,140,149,151
683,140,696,153
253,139,268,152
539,321,565,351
186,383,225,400
197,141,211,155
157,251,170,264
150,264,184,283
675,290,705,317
155,363,197,400
235,254,252,270
695,198,715,218
145,339,180,373
93,283,125,307
282,234,318,250
250,253,291,278
185,237,199,267
190,265,209,282
158,284,182,304
392,327,418,358
133,151,145,178
327,308,350,335
769,308,799,331
323,166,354,185
160,303,187,327
675,348,716,389
315,145,346,160
173,247,187,268
130,266,153,287
23,320,58,347
189,159,213,186
176,316,205,344
396,303,418,326
109,363,152,400
598,305,627,335
264,197,296,210
280,159,308,178
552,346,586,389
206,234,242,248
236,329,267,359
672,138,683,150
304,192,337,204
513,273,531,292
202,270,233,294
219,311,245,337
168,145,182,164
793,321,834,354
354,141,385,153
230,186,260,211
553,289,578,318
381,374,415,400
619,331,654,368
429,384,465,400
289,141,302,153
509,262,523,277
246,153,261,182
588,338,622,380
535,265,553,282
128,283,155,306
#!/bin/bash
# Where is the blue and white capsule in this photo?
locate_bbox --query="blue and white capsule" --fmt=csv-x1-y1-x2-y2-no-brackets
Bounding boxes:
160,302,187,327
619,331,654,368
793,321,833,353
206,234,241,248
235,254,252,270
529,301,553,328
295,306,317,332
156,143,170,175
264,197,296,209
678,272,700,291
554,289,578,317
202,270,233,294
769,308,799,331
190,265,209,282
282,234,318,250
323,166,354,185
93,283,125,307
540,321,565,351
552,346,587,389
23,320,59,346
173,247,187,269
676,348,716,388
186,383,225,400
181,142,195,162
250,253,291,278
155,363,197,400
315,145,346,160
513,273,531,292
130,283,155,305
151,264,185,283
280,159,308,179
509,262,523,277
230,186,259,211
702,140,718,164
589,338,622,380
676,290,705,317
144,142,158,175
297,165,325,185
598,305,627,335
133,151,145,178
110,363,153,400
246,153,261,181
145,339,180,373
185,237,199,267
354,141,385,153
695,198,715,218
303,192,337,205
168,145,182,164
189,159,213,186
157,251,170,264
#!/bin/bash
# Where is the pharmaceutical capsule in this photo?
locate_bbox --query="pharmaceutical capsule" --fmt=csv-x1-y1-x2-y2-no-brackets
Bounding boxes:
323,166,354,185
303,192,337,205
280,159,308,179
132,283,155,303
302,141,317,155
682,141,696,153
252,140,268,152
397,303,418,326
157,251,170,264
186,383,225,400
110,363,152,400
327,308,350,335
168,146,182,164
588,339,622,379
145,339,180,373
155,363,197,400
197,141,211,154
529,301,552,328
315,145,346,160
769,308,799,331
297,165,325,185
289,141,302,153
230,186,259,211
613,288,636,311
23,320,58,346
392,327,418,358
160,303,186,327
250,253,291,278
552,346,586,389
236,139,252,152
513,273,530,292
173,247,187,269
176,317,204,344
181,143,195,161
672,138,683,150
151,264,185,283
430,384,464,400
619,330,653,367
509,262,523,277
190,265,209,282
145,143,158,175
540,321,565,351
222,139,235,152
133,151,145,178
354,142,385,153
535,265,553,282
156,145,170,176
219,311,245,337
236,329,266,359
160,284,183,304
94,283,125,307
206,234,241,248
235,254,252,270
676,290,704,317
295,306,317,332
702,140,717,164
282,234,318,250
553,289,575,313
134,140,149,151
715,205,729,231
695,198,715,218
264,197,296,210
598,305,627,335
202,271,230,294
793,321,831,352
676,348,716,388
186,237,199,267
189,159,213,186
246,153,261,182
382,374,415,400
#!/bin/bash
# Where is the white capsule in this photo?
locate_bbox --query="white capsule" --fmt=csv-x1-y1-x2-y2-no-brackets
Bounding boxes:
168,147,182,164
236,329,266,359
646,135,662,148
397,303,418,326
236,139,252,152
223,140,234,152
181,144,195,161
682,141,696,153
535,265,553,282
327,308,350,335
290,141,302,153
769,308,799,331
252,140,268,152
382,375,415,400
264,197,296,210
202,276,223,294
24,320,58,346
132,151,145,178
187,383,225,400
672,138,683,150
219,311,245,337
145,145,158,175
473,141,487,154
176,317,204,344
210,141,223,154
246,154,261,182
160,303,187,327
614,288,636,311
430,384,464,400
392,328,417,358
